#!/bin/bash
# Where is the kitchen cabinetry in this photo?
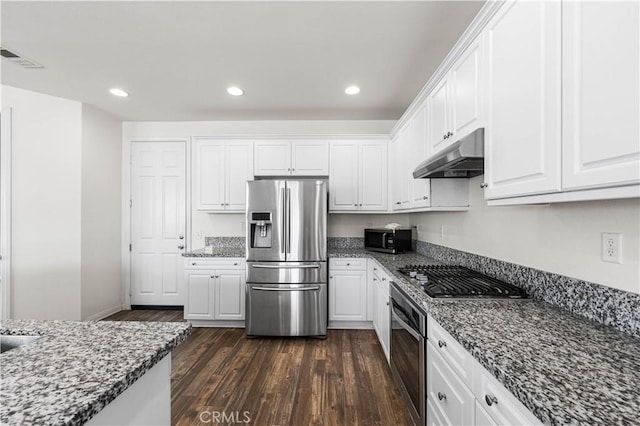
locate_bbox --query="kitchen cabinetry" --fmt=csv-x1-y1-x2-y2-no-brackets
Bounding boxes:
483,0,562,199
254,140,329,176
428,39,483,156
561,0,640,191
368,260,390,363
328,258,368,323
329,140,388,212
184,258,245,325
426,314,542,426
192,139,253,212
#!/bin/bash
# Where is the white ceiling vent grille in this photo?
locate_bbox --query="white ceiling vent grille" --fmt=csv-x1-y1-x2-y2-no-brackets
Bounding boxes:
0,46,44,69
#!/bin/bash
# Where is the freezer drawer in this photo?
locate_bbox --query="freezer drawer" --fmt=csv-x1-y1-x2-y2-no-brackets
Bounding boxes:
246,261,327,284
245,283,327,337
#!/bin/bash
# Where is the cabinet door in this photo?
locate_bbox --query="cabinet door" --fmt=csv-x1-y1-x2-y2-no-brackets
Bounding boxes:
484,0,562,199
193,140,224,211
254,140,291,175
225,141,253,211
428,77,451,155
371,273,381,336
328,270,367,321
184,271,214,320
451,38,483,140
214,270,245,320
390,133,403,210
329,142,359,211
399,125,411,208
377,278,390,363
408,105,431,208
562,1,640,190
359,141,388,211
291,141,329,175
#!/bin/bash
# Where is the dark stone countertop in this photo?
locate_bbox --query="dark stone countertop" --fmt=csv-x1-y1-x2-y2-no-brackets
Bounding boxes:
0,319,191,425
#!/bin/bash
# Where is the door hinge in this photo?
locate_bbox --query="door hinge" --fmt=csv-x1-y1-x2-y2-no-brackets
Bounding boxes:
129,199,132,208
129,244,132,252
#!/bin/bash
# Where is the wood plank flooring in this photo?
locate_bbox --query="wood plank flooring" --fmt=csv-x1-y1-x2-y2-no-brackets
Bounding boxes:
104,310,412,426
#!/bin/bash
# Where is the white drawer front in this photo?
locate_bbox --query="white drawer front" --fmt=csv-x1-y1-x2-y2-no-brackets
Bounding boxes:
329,258,366,270
473,359,542,426
427,341,475,426
429,317,474,387
184,258,244,270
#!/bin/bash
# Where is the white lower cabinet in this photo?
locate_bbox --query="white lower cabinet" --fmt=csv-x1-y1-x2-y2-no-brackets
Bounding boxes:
328,258,367,322
427,315,542,426
184,258,245,324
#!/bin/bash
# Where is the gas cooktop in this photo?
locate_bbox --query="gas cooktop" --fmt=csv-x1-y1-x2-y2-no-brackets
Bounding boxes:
397,264,528,299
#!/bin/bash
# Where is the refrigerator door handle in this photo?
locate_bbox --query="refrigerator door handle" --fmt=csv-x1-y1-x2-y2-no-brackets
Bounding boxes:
252,286,321,292
252,264,320,269
281,187,286,254
286,186,291,254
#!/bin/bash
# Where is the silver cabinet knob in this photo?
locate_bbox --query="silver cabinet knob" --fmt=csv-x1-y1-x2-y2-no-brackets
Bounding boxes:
220,203,224,206
386,301,389,306
359,203,363,206
373,267,377,271
211,275,214,278
480,182,488,188
346,263,351,266
354,203,358,207
292,168,295,172
191,262,196,265
178,235,184,240
288,168,291,172
438,392,447,401
395,201,401,205
438,340,447,348
373,277,377,281
329,276,333,279
485,394,498,406
423,196,428,200
382,277,386,281
234,262,238,266
178,245,184,250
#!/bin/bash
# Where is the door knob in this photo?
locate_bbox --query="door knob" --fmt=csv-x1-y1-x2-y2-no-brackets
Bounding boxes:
178,235,184,239
178,245,184,250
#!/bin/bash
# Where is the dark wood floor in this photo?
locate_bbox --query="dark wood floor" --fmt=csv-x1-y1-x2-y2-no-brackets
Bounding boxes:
104,310,412,426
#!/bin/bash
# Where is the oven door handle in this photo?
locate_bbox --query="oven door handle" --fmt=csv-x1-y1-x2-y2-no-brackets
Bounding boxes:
392,309,421,341
252,286,321,292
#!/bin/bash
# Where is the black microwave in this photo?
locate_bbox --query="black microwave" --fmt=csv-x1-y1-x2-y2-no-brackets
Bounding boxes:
364,228,412,254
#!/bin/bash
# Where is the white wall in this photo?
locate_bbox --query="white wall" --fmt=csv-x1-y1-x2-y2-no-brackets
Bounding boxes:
80,104,123,320
411,176,640,294
2,85,83,320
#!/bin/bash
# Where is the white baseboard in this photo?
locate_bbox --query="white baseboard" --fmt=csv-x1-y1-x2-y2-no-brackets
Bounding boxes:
84,304,124,321
328,321,373,330
187,320,245,328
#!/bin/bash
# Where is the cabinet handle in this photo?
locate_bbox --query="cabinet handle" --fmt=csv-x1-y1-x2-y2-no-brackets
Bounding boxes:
423,196,428,200
485,394,498,407
178,235,184,240
346,263,351,266
373,278,377,281
447,131,453,137
386,301,389,306
395,202,401,205
354,203,358,207
234,262,238,266
178,245,184,250
288,168,291,172
373,267,377,271
220,203,224,206
438,392,447,401
329,276,333,279
191,262,196,265
480,182,488,188
215,275,220,278
292,168,295,172
443,134,447,140
438,340,447,348
382,278,386,281
359,203,363,207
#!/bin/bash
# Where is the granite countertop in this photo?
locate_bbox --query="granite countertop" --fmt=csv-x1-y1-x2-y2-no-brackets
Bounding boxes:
0,319,191,426
183,246,245,257
340,248,640,426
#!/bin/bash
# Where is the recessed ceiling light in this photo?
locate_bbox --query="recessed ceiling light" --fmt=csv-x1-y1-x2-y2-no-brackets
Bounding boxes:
227,86,244,96
109,88,129,97
345,86,360,95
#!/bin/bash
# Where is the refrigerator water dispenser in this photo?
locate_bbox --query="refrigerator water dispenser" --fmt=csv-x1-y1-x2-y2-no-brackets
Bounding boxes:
250,212,272,248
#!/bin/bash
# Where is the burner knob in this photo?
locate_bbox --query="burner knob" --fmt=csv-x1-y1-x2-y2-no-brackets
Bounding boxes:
409,271,417,278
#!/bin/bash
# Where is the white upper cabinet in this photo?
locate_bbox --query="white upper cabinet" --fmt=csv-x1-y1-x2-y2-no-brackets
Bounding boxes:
561,1,640,191
451,38,483,140
193,139,253,212
409,104,431,208
254,140,328,176
329,140,387,212
483,0,562,199
428,77,451,154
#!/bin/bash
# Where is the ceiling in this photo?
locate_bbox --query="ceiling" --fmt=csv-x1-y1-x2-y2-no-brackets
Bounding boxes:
1,1,484,121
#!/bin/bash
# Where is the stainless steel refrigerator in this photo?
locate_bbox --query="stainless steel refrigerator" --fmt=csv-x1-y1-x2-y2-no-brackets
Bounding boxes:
245,179,327,337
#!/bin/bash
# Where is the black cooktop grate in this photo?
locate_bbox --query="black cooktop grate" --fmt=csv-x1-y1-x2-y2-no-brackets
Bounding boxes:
397,265,528,299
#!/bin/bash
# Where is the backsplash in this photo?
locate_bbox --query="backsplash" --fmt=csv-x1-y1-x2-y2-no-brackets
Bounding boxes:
327,237,364,249
204,236,245,248
416,241,640,339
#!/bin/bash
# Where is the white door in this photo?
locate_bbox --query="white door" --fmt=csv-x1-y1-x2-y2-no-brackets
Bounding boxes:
428,77,451,154
484,0,562,199
359,141,388,211
193,140,224,211
214,270,245,320
328,271,367,321
408,105,431,208
329,141,359,210
254,140,291,176
225,141,254,211
131,141,186,306
291,140,329,175
562,1,640,190
184,271,214,320
451,38,483,139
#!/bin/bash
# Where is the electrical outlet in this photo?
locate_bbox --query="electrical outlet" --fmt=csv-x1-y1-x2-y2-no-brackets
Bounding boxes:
602,233,623,264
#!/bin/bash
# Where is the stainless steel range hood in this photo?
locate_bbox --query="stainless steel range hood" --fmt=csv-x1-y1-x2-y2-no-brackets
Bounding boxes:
413,128,484,179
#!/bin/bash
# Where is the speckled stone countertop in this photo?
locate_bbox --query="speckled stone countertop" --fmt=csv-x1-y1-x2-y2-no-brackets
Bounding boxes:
330,248,640,426
0,319,191,426
183,246,245,257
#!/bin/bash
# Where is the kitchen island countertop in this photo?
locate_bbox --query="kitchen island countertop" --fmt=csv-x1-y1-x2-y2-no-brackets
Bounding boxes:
0,319,191,425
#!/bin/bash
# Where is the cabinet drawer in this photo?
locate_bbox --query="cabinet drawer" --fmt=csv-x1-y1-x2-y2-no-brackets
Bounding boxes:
472,359,542,426
329,258,366,270
184,258,244,270
427,341,475,426
428,317,474,387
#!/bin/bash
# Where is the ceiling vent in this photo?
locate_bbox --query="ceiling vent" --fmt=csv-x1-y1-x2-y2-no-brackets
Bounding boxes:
0,46,44,69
